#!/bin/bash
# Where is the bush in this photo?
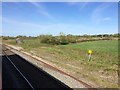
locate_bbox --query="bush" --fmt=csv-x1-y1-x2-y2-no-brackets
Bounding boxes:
66,35,77,43
2,37,8,40
40,35,52,44
39,33,116,45
50,37,60,45
40,34,69,45
59,36,69,45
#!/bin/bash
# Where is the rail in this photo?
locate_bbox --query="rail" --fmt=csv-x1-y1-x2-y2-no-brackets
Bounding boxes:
3,50,34,89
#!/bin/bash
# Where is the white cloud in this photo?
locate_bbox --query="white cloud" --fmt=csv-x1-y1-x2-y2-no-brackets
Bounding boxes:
27,1,56,21
91,3,112,24
2,17,85,36
102,17,111,21
79,0,89,10
2,17,44,28
2,17,117,36
68,1,88,11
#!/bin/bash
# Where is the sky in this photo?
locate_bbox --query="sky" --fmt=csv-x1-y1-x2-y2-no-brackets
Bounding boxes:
2,2,118,36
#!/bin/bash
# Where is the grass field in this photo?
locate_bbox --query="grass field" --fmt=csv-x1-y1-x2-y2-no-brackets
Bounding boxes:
4,39,118,88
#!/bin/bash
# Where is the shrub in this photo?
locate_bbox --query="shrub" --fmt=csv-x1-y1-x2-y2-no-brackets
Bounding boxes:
40,34,69,45
40,35,52,44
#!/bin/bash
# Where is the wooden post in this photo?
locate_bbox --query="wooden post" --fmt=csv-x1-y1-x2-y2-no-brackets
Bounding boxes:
88,53,91,62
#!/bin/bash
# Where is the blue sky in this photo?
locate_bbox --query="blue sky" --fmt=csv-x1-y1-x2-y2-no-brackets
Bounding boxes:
2,2,118,36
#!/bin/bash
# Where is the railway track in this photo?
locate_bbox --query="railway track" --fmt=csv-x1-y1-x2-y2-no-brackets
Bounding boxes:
5,44,94,88
2,45,72,89
2,44,96,89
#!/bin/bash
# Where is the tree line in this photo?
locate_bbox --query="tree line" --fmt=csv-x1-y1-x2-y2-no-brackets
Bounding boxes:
1,33,120,45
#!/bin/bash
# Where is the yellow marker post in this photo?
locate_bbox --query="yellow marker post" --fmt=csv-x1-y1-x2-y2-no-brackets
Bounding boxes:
88,50,92,62
88,50,92,54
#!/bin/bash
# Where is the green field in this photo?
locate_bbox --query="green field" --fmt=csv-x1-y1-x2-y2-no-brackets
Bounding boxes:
4,39,118,88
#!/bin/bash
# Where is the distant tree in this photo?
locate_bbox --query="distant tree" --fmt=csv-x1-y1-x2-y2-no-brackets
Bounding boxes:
2,36,8,40
103,34,109,37
97,34,102,38
67,34,76,43
112,34,119,37
40,35,53,44
59,33,69,45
